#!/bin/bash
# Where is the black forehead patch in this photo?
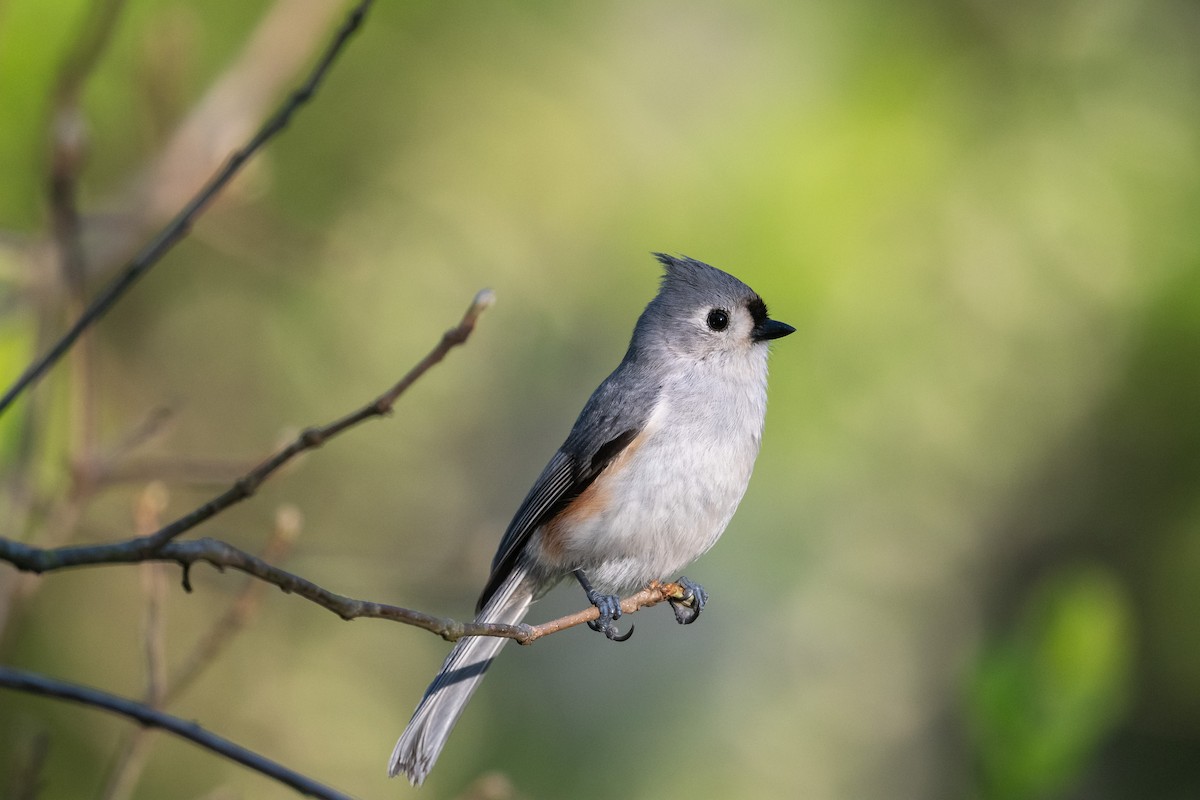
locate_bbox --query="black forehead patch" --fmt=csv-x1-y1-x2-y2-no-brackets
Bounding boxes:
747,295,768,326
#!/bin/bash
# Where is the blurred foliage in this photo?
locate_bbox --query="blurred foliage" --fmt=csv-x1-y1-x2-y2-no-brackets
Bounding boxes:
967,567,1132,800
1,0,1199,799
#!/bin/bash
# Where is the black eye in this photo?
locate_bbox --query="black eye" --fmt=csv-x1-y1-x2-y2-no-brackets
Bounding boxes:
706,308,730,331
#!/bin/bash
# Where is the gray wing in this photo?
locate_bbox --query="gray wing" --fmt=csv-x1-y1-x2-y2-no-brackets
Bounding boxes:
475,365,662,611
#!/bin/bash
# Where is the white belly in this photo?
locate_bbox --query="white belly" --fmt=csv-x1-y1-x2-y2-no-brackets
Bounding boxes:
541,373,766,595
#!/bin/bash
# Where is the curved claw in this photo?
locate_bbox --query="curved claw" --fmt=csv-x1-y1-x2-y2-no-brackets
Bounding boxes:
669,576,708,625
588,617,634,641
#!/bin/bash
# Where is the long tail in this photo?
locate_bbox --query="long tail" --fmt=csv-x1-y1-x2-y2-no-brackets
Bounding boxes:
388,566,534,785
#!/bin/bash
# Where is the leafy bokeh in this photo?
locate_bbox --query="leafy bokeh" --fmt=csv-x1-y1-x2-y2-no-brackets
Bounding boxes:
1,1,1198,798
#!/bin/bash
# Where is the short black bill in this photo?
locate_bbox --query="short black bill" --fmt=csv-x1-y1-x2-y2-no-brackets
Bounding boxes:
752,318,796,341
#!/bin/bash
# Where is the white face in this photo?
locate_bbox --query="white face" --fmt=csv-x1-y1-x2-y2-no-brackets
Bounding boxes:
681,299,761,360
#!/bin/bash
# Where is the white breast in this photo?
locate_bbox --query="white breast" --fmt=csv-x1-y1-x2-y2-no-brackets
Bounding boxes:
545,353,770,595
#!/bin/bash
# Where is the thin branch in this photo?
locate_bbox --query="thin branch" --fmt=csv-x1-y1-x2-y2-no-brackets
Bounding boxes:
0,667,353,800
164,505,301,705
0,287,494,571
0,527,683,644
519,582,685,643
0,0,376,417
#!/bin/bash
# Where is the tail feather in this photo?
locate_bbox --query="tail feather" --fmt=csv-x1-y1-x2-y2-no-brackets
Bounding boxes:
388,567,534,784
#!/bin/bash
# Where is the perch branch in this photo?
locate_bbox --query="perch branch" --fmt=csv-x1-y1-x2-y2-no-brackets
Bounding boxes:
0,281,678,645
519,581,686,643
0,0,376,417
0,530,683,644
0,667,353,800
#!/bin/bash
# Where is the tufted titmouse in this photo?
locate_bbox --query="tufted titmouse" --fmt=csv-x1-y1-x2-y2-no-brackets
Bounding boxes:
389,254,794,784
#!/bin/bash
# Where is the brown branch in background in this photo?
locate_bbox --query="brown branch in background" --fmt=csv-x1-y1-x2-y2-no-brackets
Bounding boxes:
92,456,258,489
0,667,354,800
101,496,302,800
78,407,262,491
0,0,377,417
139,555,168,681
73,405,176,488
3,732,49,800
98,484,169,800
0,287,494,572
0,0,130,647
48,0,129,294
41,6,99,468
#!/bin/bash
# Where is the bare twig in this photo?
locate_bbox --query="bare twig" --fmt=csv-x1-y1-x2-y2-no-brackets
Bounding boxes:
0,0,376,417
164,505,301,704
0,525,683,643
0,527,681,644
142,538,678,645
0,287,494,572
0,667,353,800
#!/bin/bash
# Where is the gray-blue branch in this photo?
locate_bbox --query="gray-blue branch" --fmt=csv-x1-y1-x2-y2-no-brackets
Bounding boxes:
0,667,353,800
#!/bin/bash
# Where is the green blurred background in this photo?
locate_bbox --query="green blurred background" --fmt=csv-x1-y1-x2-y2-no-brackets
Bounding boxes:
1,0,1199,798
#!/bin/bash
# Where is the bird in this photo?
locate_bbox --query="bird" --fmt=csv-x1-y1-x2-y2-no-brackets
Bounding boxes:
388,253,794,784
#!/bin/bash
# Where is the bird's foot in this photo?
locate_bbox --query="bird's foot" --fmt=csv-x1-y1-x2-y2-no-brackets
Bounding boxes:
586,592,634,642
575,570,634,642
669,576,707,625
